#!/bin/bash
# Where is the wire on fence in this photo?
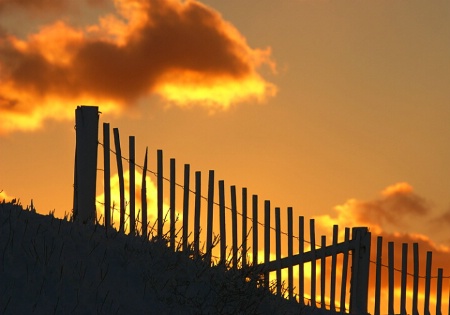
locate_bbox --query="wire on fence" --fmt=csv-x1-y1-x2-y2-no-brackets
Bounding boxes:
97,141,450,280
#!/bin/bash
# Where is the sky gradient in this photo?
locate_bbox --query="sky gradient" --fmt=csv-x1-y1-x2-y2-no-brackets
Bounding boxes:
1,0,450,312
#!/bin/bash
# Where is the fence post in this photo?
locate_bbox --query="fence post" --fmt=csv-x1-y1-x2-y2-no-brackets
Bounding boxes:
252,195,258,265
400,243,408,315
321,235,326,309
113,128,125,232
129,136,135,234
330,225,338,311
310,219,316,307
298,216,305,306
340,228,350,313
388,242,395,315
182,164,190,252
194,171,201,257
206,170,214,264
349,227,371,314
374,236,383,315
436,268,443,315
219,180,226,264
424,251,432,315
412,243,419,315
264,200,270,288
275,207,281,296
287,207,293,301
157,150,163,237
141,148,148,238
103,123,111,229
231,186,238,268
73,106,99,224
170,158,176,250
241,188,248,267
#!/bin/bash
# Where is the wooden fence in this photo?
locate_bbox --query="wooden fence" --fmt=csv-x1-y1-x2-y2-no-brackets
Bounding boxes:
73,106,449,315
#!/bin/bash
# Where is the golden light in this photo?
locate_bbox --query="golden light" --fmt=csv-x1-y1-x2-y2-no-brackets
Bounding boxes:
0,86,122,134
88,0,150,46
10,21,85,66
156,70,277,110
0,0,277,134
0,190,14,202
382,182,414,196
96,170,174,233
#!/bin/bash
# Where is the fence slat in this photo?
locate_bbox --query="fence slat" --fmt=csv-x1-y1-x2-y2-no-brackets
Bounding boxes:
275,207,281,297
299,216,305,306
219,180,226,264
141,147,148,238
129,136,135,235
113,128,125,233
170,158,176,250
330,225,338,311
287,207,293,301
231,185,238,268
310,218,316,307
102,123,111,229
401,243,408,315
157,149,163,237
264,200,271,288
182,164,190,252
437,268,443,315
447,275,450,315
206,170,214,264
412,242,419,315
79,112,450,315
375,236,383,315
242,188,248,268
85,115,450,315
194,171,201,257
424,251,432,315
388,241,395,315
252,195,258,265
448,282,450,315
321,235,326,309
340,228,350,313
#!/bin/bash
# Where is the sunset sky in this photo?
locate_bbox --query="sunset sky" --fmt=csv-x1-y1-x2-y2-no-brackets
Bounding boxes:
1,0,450,312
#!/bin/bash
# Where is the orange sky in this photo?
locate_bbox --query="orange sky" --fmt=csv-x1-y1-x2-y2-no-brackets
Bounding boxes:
1,0,450,313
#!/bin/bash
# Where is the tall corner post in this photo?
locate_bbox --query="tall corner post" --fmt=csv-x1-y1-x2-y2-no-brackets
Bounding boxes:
349,227,371,314
73,106,99,224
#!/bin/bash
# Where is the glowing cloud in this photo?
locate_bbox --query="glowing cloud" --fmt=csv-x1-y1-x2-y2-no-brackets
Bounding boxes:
316,182,450,314
317,182,430,235
0,0,277,134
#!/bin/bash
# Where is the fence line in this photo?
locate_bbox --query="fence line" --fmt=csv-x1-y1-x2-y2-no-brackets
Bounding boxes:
72,106,450,314
98,130,449,314
97,141,449,280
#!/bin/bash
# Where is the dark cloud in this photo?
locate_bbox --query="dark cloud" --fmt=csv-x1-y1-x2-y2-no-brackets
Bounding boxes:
70,1,251,101
0,0,67,12
321,183,431,233
358,183,429,227
0,0,276,133
431,208,450,226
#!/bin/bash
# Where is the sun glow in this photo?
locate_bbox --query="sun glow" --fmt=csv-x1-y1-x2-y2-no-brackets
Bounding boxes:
156,71,277,110
0,86,122,134
96,170,174,233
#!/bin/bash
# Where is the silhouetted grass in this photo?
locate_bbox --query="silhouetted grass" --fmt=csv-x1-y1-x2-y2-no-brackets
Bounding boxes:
0,200,336,314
